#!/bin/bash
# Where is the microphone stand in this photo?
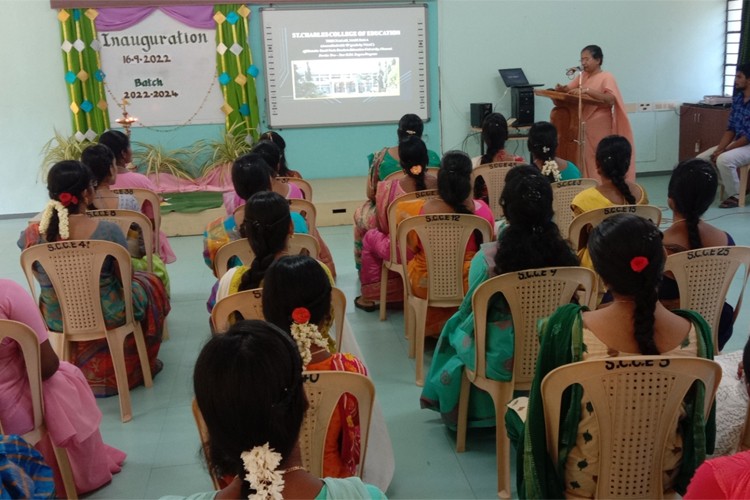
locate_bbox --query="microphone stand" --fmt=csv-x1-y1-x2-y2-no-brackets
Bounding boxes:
577,69,585,173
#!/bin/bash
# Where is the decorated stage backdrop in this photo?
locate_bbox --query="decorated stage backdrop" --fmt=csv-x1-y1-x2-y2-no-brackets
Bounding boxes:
57,4,260,140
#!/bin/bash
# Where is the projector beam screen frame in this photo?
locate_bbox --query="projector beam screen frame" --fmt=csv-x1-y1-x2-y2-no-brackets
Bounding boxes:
261,4,429,128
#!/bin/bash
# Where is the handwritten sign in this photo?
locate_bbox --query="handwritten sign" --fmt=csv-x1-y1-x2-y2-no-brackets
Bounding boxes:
555,180,583,188
87,210,117,217
47,241,91,251
415,190,438,198
517,268,558,280
687,247,730,259
425,214,460,223
603,206,637,215
604,359,670,370
98,10,224,127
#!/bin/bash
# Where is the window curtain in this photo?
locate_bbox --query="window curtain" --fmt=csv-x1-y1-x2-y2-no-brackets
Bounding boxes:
58,8,109,140
214,4,260,142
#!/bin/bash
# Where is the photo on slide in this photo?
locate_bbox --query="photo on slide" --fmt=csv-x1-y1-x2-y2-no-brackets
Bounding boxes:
292,58,400,100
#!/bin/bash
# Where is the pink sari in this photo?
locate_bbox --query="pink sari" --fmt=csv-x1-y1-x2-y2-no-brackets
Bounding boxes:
566,71,635,181
0,280,126,495
359,179,408,302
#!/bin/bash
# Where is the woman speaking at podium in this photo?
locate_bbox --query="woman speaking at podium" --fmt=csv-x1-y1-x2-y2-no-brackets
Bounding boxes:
555,45,635,182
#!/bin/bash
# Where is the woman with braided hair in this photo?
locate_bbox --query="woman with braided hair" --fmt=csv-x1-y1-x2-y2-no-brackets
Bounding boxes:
471,112,525,201
188,320,385,499
661,158,736,349
353,114,441,272
570,135,648,273
395,151,494,334
263,256,368,479
421,166,578,428
18,161,169,396
571,135,646,215
356,136,438,311
515,214,715,498
527,121,581,182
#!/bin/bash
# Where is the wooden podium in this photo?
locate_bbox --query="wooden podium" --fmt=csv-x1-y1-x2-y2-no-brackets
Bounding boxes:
535,89,603,169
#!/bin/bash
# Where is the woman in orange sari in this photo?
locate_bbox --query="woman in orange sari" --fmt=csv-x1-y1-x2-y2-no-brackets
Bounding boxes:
263,255,367,478
556,44,635,181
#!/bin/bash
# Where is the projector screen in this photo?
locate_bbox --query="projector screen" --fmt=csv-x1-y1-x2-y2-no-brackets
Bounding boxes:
261,4,429,128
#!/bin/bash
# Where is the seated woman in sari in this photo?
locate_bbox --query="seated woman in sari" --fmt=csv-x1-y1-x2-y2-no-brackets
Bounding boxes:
263,255,368,477
223,140,304,216
18,161,169,397
82,143,170,292
420,166,578,428
356,136,438,311
353,113,440,271
471,112,525,202
98,130,176,264
661,159,736,351
0,279,126,495
260,130,303,179
527,121,581,182
515,214,714,498
396,151,495,335
203,153,308,273
184,320,385,499
570,135,648,271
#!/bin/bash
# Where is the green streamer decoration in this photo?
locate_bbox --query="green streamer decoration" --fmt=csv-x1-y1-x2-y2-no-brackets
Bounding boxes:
214,4,260,143
58,8,110,139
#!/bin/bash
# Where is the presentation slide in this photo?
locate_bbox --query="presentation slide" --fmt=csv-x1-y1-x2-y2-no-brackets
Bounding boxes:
262,5,428,128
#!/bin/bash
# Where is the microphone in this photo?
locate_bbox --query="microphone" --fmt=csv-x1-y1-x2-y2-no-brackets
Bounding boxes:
565,65,582,77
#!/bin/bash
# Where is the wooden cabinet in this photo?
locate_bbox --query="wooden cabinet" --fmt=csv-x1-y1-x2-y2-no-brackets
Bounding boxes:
679,104,731,161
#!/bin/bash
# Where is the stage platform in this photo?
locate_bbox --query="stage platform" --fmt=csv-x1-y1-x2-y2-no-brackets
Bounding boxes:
161,176,365,236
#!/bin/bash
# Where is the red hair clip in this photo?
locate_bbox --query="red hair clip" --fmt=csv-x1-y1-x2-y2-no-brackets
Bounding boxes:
630,256,649,273
58,192,78,207
291,307,311,324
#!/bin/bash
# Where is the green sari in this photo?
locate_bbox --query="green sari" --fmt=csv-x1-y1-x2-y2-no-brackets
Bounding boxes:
512,304,715,498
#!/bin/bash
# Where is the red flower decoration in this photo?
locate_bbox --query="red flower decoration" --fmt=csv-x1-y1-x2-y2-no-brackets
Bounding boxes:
58,192,78,207
630,256,649,273
292,307,311,324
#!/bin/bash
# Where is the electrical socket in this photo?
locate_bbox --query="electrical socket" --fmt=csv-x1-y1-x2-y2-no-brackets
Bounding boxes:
654,102,677,111
638,102,653,112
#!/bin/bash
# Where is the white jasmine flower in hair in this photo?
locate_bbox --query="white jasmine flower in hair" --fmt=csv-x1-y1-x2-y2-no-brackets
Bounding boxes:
241,443,284,500
39,200,70,239
290,307,329,368
541,160,562,182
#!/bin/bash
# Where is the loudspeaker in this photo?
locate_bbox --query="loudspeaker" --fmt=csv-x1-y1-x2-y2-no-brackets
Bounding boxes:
470,102,493,128
511,87,535,126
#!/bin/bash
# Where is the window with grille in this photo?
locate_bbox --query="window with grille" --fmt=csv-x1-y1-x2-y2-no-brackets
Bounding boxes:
725,0,744,95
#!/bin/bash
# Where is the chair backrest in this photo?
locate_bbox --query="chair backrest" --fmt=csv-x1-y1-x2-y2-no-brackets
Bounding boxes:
290,233,320,260
86,208,154,272
383,167,440,183
278,177,313,201
191,399,223,490
213,234,320,278
20,240,135,339
386,189,439,262
211,288,264,333
550,178,599,239
541,356,721,498
0,320,45,444
289,198,317,234
664,246,750,350
299,371,375,477
397,214,493,305
112,187,161,254
471,161,520,219
568,204,663,251
471,267,596,389
214,239,255,279
331,287,346,352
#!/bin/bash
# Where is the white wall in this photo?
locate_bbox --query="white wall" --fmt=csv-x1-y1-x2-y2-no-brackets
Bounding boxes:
0,0,728,215
438,0,727,173
2,2,70,215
